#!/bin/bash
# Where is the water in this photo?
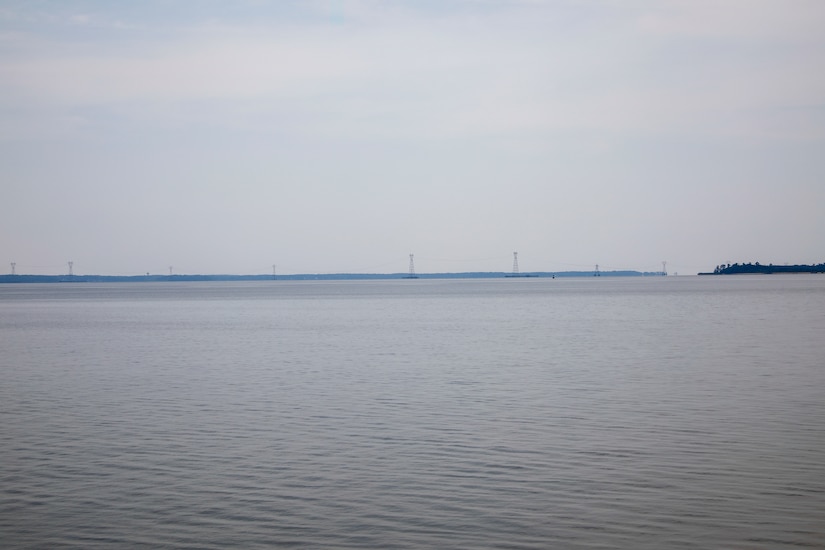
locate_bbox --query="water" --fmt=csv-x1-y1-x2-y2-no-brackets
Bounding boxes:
1,276,824,548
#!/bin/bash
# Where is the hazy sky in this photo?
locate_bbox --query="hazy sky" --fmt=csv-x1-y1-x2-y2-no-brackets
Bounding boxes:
2,0,824,275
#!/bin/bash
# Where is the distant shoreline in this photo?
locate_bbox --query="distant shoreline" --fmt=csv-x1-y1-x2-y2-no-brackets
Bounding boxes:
699,263,825,275
0,271,665,283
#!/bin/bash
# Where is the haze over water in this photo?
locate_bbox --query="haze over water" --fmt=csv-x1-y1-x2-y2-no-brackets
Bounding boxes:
1,276,824,548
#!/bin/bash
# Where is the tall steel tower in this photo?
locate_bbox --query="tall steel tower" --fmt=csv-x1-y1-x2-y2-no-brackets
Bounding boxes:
512,252,519,276
662,261,667,276
405,254,418,279
68,261,74,276
272,264,277,280
594,264,600,277
10,262,15,275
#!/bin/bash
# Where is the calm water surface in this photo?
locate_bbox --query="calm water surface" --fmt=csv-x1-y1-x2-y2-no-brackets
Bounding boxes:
1,276,824,548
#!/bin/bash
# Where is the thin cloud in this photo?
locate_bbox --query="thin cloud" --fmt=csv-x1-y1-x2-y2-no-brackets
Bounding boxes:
2,2,823,141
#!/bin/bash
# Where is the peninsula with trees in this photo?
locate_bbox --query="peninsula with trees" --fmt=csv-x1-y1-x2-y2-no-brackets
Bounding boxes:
700,262,825,275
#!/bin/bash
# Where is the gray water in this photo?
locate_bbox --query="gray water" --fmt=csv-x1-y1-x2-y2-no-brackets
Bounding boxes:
1,276,824,549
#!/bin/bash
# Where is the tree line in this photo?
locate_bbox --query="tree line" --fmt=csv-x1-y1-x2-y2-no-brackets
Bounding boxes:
710,262,825,274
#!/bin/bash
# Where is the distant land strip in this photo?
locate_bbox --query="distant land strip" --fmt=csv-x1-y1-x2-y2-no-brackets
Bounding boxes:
0,271,663,283
699,263,825,275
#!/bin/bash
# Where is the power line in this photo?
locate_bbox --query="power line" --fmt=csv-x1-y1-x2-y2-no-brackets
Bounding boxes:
404,254,418,279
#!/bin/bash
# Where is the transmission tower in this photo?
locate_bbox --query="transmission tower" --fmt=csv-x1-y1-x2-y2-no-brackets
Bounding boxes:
512,252,519,276
10,262,15,275
68,261,74,276
405,254,418,279
594,264,600,277
169,266,173,276
662,261,667,276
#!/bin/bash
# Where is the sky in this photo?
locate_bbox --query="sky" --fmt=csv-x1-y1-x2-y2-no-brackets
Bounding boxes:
2,0,824,276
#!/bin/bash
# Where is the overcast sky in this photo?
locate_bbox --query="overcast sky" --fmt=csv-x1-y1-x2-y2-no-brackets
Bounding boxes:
2,0,824,275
